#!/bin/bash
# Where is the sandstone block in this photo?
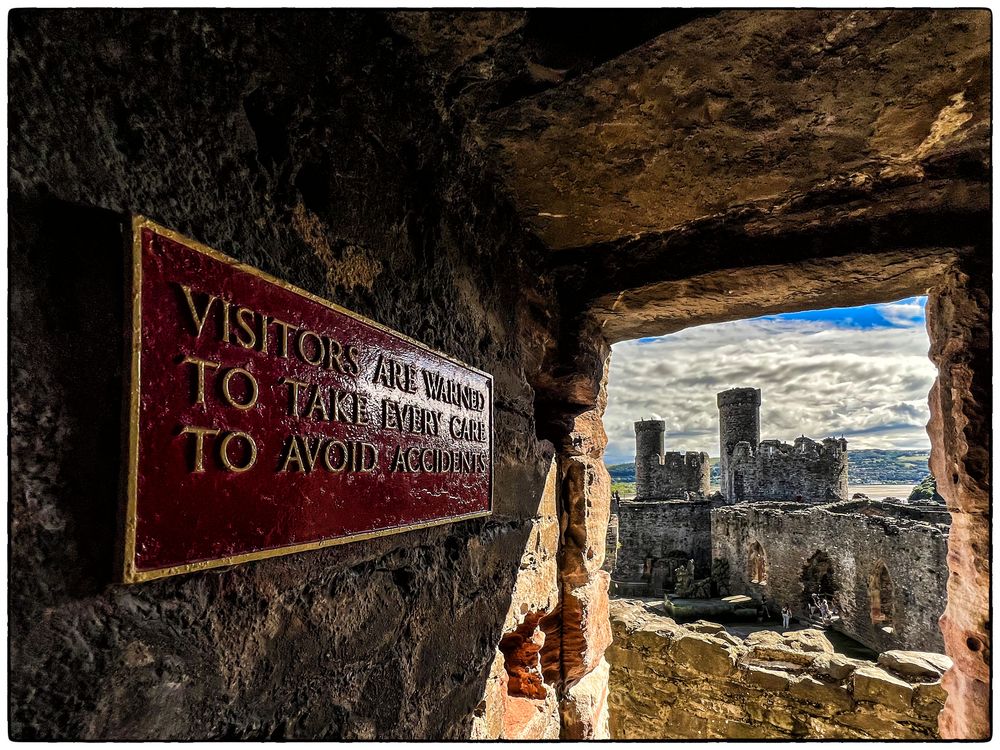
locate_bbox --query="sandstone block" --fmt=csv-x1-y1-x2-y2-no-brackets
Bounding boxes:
502,692,561,741
744,704,799,733
812,653,864,681
913,681,947,720
687,620,726,635
782,629,835,654
836,711,928,740
914,680,948,706
561,571,612,683
877,650,952,680
561,658,610,740
671,631,738,676
604,642,646,672
723,719,781,739
853,665,914,711
789,674,854,712
744,629,834,667
743,664,791,691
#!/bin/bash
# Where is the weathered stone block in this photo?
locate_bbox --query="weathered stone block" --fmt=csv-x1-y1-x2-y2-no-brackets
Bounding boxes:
722,719,781,739
561,658,610,740
788,674,854,712
782,629,835,654
743,665,791,691
812,653,864,681
670,632,738,676
852,665,914,711
877,650,952,680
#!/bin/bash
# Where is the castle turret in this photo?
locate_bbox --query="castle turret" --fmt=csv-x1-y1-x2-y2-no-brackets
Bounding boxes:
717,388,761,500
634,420,665,500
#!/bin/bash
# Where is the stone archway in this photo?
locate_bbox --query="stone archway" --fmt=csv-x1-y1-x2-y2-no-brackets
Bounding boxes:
748,541,767,585
869,561,896,633
800,551,838,609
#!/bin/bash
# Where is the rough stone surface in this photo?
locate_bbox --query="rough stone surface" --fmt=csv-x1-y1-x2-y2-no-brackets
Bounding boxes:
878,650,953,681
556,364,613,738
926,259,991,740
608,600,944,739
8,9,565,740
853,666,914,711
480,9,990,251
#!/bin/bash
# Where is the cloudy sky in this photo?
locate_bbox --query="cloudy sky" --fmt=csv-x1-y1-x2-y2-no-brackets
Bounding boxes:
602,297,935,464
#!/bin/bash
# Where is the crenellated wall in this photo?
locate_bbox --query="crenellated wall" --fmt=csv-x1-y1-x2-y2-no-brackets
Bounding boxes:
634,421,709,499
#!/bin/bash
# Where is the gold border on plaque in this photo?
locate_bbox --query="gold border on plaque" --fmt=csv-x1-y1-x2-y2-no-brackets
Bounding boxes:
121,215,494,584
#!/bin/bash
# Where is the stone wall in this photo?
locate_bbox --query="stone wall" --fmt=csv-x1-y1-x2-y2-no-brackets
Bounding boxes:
9,9,565,740
638,453,711,500
634,420,710,499
612,500,717,587
607,599,949,739
730,437,849,502
712,502,949,654
926,258,992,739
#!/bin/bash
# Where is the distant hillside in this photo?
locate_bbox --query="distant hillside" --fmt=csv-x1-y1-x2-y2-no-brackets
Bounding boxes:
607,449,930,485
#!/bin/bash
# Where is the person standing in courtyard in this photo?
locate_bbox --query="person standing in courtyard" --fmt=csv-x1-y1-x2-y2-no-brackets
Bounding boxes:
781,605,791,630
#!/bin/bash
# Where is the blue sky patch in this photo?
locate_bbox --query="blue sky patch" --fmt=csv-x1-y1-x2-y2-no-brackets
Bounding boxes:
762,296,926,328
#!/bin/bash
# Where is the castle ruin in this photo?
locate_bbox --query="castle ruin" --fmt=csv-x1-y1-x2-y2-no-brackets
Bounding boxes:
609,386,949,656
718,387,849,503
634,420,710,499
712,497,950,654
9,9,989,740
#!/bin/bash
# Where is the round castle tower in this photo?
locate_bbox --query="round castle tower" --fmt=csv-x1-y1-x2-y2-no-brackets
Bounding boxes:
634,420,665,499
717,388,761,500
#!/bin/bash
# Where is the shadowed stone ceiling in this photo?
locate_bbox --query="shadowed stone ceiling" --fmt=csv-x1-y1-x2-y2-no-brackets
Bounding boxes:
467,9,989,251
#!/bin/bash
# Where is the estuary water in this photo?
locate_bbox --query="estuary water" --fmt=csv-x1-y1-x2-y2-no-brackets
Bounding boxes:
848,484,916,501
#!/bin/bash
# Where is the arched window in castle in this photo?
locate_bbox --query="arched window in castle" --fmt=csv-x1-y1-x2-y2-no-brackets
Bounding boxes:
800,550,838,608
869,562,895,633
748,541,767,584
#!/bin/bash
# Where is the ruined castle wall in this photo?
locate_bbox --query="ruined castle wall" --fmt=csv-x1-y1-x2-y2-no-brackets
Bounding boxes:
754,445,849,501
637,452,710,499
712,504,948,654
608,599,947,740
613,501,714,585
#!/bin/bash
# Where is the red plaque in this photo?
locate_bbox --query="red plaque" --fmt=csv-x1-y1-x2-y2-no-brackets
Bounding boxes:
121,217,493,582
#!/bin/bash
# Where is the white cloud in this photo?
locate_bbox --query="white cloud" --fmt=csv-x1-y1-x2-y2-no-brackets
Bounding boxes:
602,309,936,464
875,298,927,327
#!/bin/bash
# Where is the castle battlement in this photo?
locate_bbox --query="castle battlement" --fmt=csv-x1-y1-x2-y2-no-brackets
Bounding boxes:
634,420,710,500
719,389,848,503
717,387,761,409
758,436,847,461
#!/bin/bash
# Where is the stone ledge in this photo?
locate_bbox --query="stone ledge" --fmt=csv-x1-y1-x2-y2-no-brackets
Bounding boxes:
608,599,945,739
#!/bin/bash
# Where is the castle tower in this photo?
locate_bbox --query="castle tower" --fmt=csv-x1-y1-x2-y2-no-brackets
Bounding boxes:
634,420,665,500
717,388,761,500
